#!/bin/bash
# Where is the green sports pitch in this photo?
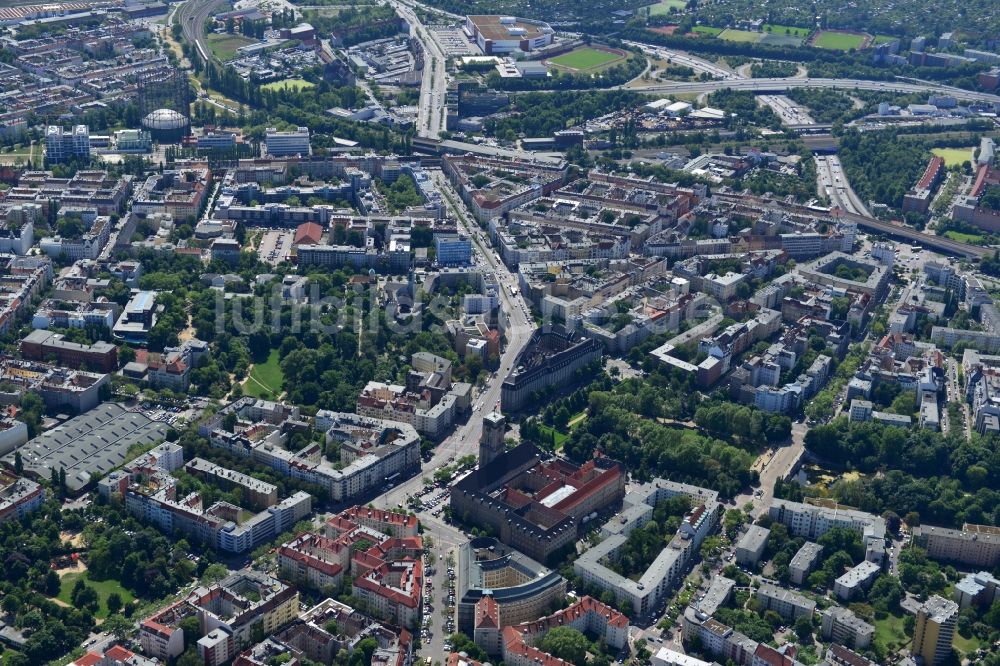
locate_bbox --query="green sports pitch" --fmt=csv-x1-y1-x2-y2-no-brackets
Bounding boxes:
812,30,868,50
548,47,624,71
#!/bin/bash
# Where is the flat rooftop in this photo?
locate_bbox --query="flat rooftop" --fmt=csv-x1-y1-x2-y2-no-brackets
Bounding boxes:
467,15,551,42
2,403,168,492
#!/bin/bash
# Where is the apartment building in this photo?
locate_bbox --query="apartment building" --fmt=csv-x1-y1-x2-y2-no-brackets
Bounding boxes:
0,474,45,524
821,606,874,651
575,496,719,617
953,571,1000,609
789,542,823,586
912,595,958,666
833,561,881,601
735,525,770,568
192,571,300,664
768,499,885,544
113,446,312,553
755,583,815,622
912,523,1000,568
499,597,627,666
45,124,90,163
279,506,422,604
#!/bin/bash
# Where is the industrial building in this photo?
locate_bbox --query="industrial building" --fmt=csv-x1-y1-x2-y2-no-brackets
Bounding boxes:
3,403,169,493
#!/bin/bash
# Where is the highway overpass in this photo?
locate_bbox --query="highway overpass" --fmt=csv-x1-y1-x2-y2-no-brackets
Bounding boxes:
713,193,990,259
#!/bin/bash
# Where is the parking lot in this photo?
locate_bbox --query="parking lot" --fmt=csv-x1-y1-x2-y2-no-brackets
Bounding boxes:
428,26,480,56
257,229,294,265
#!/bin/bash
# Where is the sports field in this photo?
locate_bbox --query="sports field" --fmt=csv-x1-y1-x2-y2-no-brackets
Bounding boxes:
762,24,811,37
691,25,723,36
548,47,624,72
261,78,315,92
812,30,867,50
206,33,256,61
932,146,973,167
873,34,899,44
647,0,686,15
717,28,763,43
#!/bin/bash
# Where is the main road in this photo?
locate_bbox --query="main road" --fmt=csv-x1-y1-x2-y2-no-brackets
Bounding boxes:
619,76,1000,103
816,154,872,217
392,0,448,138
374,171,536,513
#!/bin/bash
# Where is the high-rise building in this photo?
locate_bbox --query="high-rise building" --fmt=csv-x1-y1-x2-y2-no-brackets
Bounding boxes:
479,411,505,466
45,125,90,164
912,595,958,666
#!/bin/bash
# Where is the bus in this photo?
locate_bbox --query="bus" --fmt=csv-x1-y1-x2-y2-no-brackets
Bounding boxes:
509,285,518,296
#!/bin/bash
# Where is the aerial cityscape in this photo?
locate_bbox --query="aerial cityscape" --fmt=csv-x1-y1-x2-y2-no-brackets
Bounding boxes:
0,0,1000,665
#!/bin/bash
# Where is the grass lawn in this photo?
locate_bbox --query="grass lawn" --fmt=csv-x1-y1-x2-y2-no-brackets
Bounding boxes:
261,77,315,92
717,28,764,43
691,25,723,36
873,612,909,652
955,632,983,655
762,24,811,37
873,34,899,44
57,572,134,619
244,349,284,399
944,230,985,243
647,0,686,15
206,33,256,61
536,424,569,449
932,146,974,167
549,47,623,71
813,30,867,50
535,411,587,450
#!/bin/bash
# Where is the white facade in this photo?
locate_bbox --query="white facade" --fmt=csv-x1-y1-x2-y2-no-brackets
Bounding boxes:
265,127,311,157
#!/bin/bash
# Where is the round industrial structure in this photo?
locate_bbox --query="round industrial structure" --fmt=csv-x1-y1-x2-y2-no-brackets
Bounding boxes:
142,108,190,142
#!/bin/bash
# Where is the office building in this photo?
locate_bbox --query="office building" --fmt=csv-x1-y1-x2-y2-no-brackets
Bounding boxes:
464,15,554,54
501,326,602,412
21,329,118,373
457,536,566,641
435,234,473,266
912,595,958,666
452,442,625,563
113,290,158,343
265,127,311,157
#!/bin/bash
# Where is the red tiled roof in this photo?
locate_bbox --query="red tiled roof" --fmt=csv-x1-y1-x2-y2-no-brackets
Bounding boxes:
72,653,102,666
917,156,945,190
295,222,323,245
105,645,135,661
